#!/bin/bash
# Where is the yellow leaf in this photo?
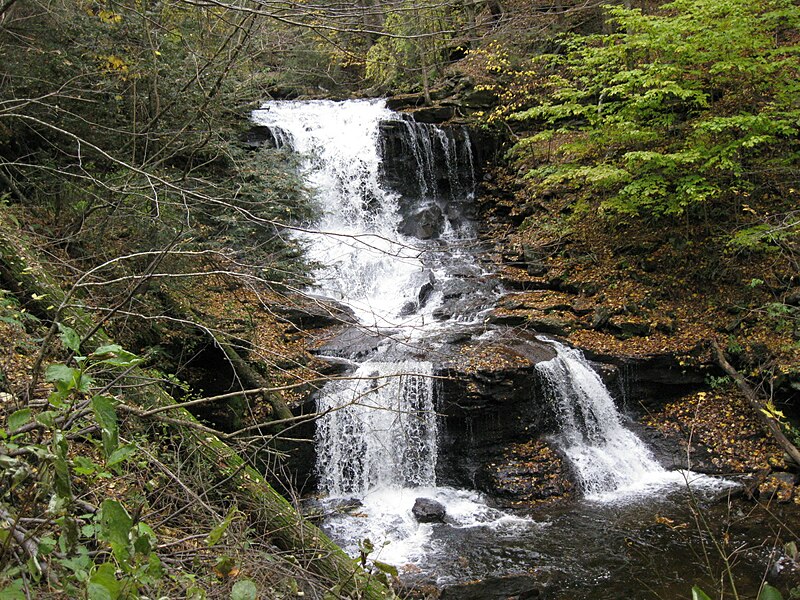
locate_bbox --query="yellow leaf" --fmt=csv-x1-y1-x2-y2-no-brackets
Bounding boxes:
98,10,123,23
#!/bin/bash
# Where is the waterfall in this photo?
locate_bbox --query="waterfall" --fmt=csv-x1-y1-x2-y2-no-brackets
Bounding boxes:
252,99,479,498
536,340,666,498
248,99,743,586
252,99,477,330
315,362,436,497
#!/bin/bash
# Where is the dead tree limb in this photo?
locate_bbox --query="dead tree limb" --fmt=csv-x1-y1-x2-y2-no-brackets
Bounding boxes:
711,340,800,467
0,222,391,599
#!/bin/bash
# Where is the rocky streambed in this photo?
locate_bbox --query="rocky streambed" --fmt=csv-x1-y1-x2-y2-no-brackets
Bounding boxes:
249,98,800,598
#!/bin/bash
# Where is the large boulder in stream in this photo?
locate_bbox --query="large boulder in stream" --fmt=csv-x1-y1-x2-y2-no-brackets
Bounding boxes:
440,574,545,600
412,497,446,523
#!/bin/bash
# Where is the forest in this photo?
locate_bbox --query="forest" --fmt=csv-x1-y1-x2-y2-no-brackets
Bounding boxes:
0,0,798,598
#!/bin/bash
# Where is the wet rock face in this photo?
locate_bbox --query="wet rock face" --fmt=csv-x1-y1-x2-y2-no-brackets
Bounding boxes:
439,575,545,600
316,327,386,361
240,124,279,149
398,203,443,239
274,295,356,329
759,472,797,502
435,331,562,492
378,118,483,241
475,440,575,506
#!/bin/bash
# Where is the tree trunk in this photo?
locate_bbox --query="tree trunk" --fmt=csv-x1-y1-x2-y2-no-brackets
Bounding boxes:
711,340,800,467
0,223,391,599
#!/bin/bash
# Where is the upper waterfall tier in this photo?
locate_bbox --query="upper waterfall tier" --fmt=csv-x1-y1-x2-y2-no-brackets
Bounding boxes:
251,99,484,330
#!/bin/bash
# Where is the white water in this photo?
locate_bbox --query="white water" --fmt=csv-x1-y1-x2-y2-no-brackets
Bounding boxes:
251,99,476,330
253,99,514,568
252,100,739,583
536,339,730,501
315,361,437,497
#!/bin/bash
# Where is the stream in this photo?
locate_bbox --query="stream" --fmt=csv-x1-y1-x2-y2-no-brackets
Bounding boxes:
251,99,786,599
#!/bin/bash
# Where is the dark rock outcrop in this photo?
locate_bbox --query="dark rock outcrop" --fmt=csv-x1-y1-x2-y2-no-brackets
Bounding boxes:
399,204,443,239
435,331,561,491
440,575,545,600
412,497,447,523
475,440,575,506
275,295,356,329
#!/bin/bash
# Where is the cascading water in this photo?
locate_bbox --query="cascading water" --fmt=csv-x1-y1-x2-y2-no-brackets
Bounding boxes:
253,100,420,328
252,99,481,330
535,340,667,498
247,99,768,598
315,361,436,497
252,99,512,566
250,100,748,594
535,339,728,501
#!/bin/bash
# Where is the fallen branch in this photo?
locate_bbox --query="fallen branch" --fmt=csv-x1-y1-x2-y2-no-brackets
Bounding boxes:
0,223,391,599
711,340,800,467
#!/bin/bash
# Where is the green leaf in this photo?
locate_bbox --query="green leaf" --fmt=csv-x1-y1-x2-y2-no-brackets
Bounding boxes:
758,584,784,600
692,587,713,600
35,410,57,429
45,364,80,386
187,586,207,600
90,345,142,368
106,444,135,467
91,395,118,458
37,536,57,555
72,456,98,475
206,505,240,547
358,538,374,556
45,364,90,395
87,562,120,600
133,522,156,556
0,579,25,600
57,515,80,554
57,323,81,353
230,580,258,600
99,500,132,565
8,408,31,432
52,432,72,500
57,546,91,578
372,560,398,577
785,540,798,560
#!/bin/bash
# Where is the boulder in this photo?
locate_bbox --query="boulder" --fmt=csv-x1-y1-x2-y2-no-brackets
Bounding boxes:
317,327,386,360
440,575,544,600
591,306,613,329
412,497,446,523
528,317,571,337
608,316,651,338
274,295,356,329
462,88,498,109
522,243,550,276
476,440,574,506
411,105,456,124
398,271,437,316
399,204,443,239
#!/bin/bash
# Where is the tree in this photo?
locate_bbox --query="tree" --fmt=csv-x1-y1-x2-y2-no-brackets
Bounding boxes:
0,1,395,596
491,0,800,224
